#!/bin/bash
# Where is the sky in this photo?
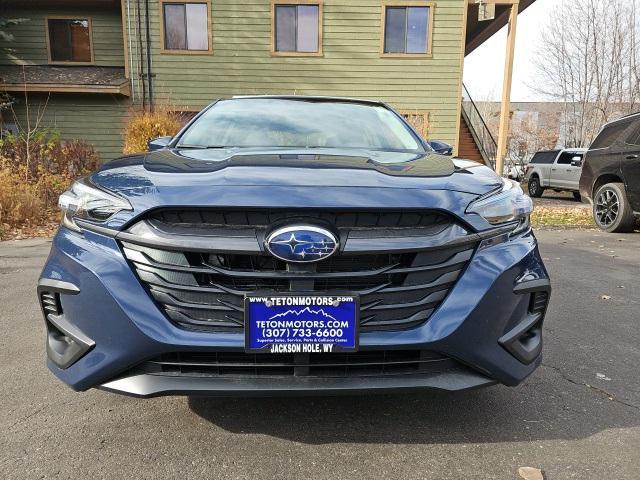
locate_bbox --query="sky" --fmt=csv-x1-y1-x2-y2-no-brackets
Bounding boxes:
463,0,556,102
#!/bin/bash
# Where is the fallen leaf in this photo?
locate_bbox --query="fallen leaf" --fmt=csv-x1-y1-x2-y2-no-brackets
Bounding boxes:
518,466,544,480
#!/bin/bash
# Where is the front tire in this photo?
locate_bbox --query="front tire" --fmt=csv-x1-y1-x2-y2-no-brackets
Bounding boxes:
528,176,544,197
593,183,635,233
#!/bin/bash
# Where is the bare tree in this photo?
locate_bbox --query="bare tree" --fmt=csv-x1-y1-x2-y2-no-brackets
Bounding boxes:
534,0,640,147
7,68,50,181
507,112,559,165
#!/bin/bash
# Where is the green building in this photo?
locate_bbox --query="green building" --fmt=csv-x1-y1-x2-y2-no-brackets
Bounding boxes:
1,0,534,163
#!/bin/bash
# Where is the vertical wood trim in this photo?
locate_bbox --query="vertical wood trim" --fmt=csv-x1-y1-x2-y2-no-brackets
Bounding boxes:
453,0,468,157
121,0,130,78
495,2,518,175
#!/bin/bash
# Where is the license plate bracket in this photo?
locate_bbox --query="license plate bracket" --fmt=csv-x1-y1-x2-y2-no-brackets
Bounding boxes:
244,293,360,354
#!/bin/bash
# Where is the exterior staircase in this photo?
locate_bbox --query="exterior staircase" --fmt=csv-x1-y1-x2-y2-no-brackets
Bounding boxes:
458,84,497,169
458,113,484,163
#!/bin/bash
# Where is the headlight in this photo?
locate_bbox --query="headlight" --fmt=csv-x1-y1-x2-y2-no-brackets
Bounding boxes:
58,178,132,232
467,179,533,234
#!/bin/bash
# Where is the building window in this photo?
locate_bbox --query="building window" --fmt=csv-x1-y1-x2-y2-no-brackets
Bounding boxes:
272,2,322,56
381,2,433,56
161,1,211,53
46,18,93,64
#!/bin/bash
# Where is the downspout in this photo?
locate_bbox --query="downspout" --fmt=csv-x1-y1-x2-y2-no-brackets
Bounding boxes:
144,0,154,111
126,0,136,103
136,0,146,110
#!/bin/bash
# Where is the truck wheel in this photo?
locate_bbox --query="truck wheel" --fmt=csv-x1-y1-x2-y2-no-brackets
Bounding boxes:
528,176,544,197
573,191,582,202
593,183,635,233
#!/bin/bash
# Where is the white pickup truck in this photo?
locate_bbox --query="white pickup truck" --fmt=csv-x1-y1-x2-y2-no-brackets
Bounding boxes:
524,148,587,201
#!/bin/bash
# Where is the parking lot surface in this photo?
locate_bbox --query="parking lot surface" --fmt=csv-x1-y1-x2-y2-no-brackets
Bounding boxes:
1,229,638,479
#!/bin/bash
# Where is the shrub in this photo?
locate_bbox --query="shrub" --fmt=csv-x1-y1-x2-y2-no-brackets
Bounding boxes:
0,168,44,228
0,129,99,236
123,107,182,154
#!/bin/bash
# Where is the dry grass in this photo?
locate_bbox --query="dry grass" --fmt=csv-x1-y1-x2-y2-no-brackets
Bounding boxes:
531,206,594,227
123,107,182,154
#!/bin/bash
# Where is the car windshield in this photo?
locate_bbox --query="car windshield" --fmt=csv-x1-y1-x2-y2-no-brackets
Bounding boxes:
176,98,423,152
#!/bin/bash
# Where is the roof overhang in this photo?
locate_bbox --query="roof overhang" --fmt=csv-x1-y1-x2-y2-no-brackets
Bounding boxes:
465,0,536,56
0,66,130,96
1,83,130,95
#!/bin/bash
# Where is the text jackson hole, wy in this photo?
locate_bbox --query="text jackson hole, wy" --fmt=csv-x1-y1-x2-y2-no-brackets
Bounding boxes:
269,344,335,353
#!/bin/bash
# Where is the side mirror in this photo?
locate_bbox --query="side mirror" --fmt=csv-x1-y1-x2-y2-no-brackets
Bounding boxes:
571,157,583,167
147,136,172,151
427,140,453,156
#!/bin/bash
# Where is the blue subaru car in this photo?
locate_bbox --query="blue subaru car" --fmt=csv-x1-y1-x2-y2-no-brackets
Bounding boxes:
37,96,550,397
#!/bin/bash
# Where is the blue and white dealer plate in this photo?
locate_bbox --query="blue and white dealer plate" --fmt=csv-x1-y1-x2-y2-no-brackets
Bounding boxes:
245,294,359,353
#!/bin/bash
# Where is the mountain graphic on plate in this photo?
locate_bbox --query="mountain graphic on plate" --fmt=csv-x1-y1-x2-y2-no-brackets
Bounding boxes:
268,306,337,322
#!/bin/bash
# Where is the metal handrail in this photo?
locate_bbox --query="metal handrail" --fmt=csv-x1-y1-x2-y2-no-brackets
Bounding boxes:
462,84,497,146
461,83,498,169
460,84,528,178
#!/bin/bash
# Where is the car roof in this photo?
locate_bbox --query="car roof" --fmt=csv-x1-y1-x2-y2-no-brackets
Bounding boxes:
230,95,387,107
601,111,640,128
533,148,587,155
616,111,640,121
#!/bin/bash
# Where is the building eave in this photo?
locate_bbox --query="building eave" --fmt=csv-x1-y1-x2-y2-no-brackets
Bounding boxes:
465,0,536,56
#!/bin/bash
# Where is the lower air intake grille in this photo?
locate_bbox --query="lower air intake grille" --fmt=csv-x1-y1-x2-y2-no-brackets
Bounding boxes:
40,291,62,316
530,291,549,315
139,350,456,378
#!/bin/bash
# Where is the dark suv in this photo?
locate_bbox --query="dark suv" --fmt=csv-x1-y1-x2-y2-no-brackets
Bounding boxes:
580,113,640,232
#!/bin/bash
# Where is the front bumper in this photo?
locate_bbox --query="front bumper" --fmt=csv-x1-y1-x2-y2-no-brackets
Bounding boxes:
38,226,549,397
100,368,495,398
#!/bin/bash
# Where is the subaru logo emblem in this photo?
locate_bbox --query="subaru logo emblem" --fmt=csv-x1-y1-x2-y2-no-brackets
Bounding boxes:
265,226,338,263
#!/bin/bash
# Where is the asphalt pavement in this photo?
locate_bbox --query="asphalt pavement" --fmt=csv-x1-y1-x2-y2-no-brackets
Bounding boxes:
1,229,638,479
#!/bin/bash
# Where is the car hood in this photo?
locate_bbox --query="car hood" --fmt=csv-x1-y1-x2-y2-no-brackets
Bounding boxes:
94,148,500,192
91,148,502,229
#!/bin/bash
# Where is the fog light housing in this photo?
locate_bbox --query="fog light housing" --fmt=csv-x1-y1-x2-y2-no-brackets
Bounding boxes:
38,287,94,369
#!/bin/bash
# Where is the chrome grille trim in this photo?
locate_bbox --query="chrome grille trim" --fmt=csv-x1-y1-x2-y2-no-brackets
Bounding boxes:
121,209,477,332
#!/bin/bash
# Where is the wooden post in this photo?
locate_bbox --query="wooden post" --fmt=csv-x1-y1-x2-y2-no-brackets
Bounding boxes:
454,0,469,157
495,2,518,176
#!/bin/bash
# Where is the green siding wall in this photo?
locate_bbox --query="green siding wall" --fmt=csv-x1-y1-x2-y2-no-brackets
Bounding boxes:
8,94,129,161
2,0,467,160
1,4,128,161
130,0,465,146
0,5,124,66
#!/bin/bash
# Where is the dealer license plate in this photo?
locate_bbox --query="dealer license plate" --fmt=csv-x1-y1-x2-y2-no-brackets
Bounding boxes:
245,294,359,354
